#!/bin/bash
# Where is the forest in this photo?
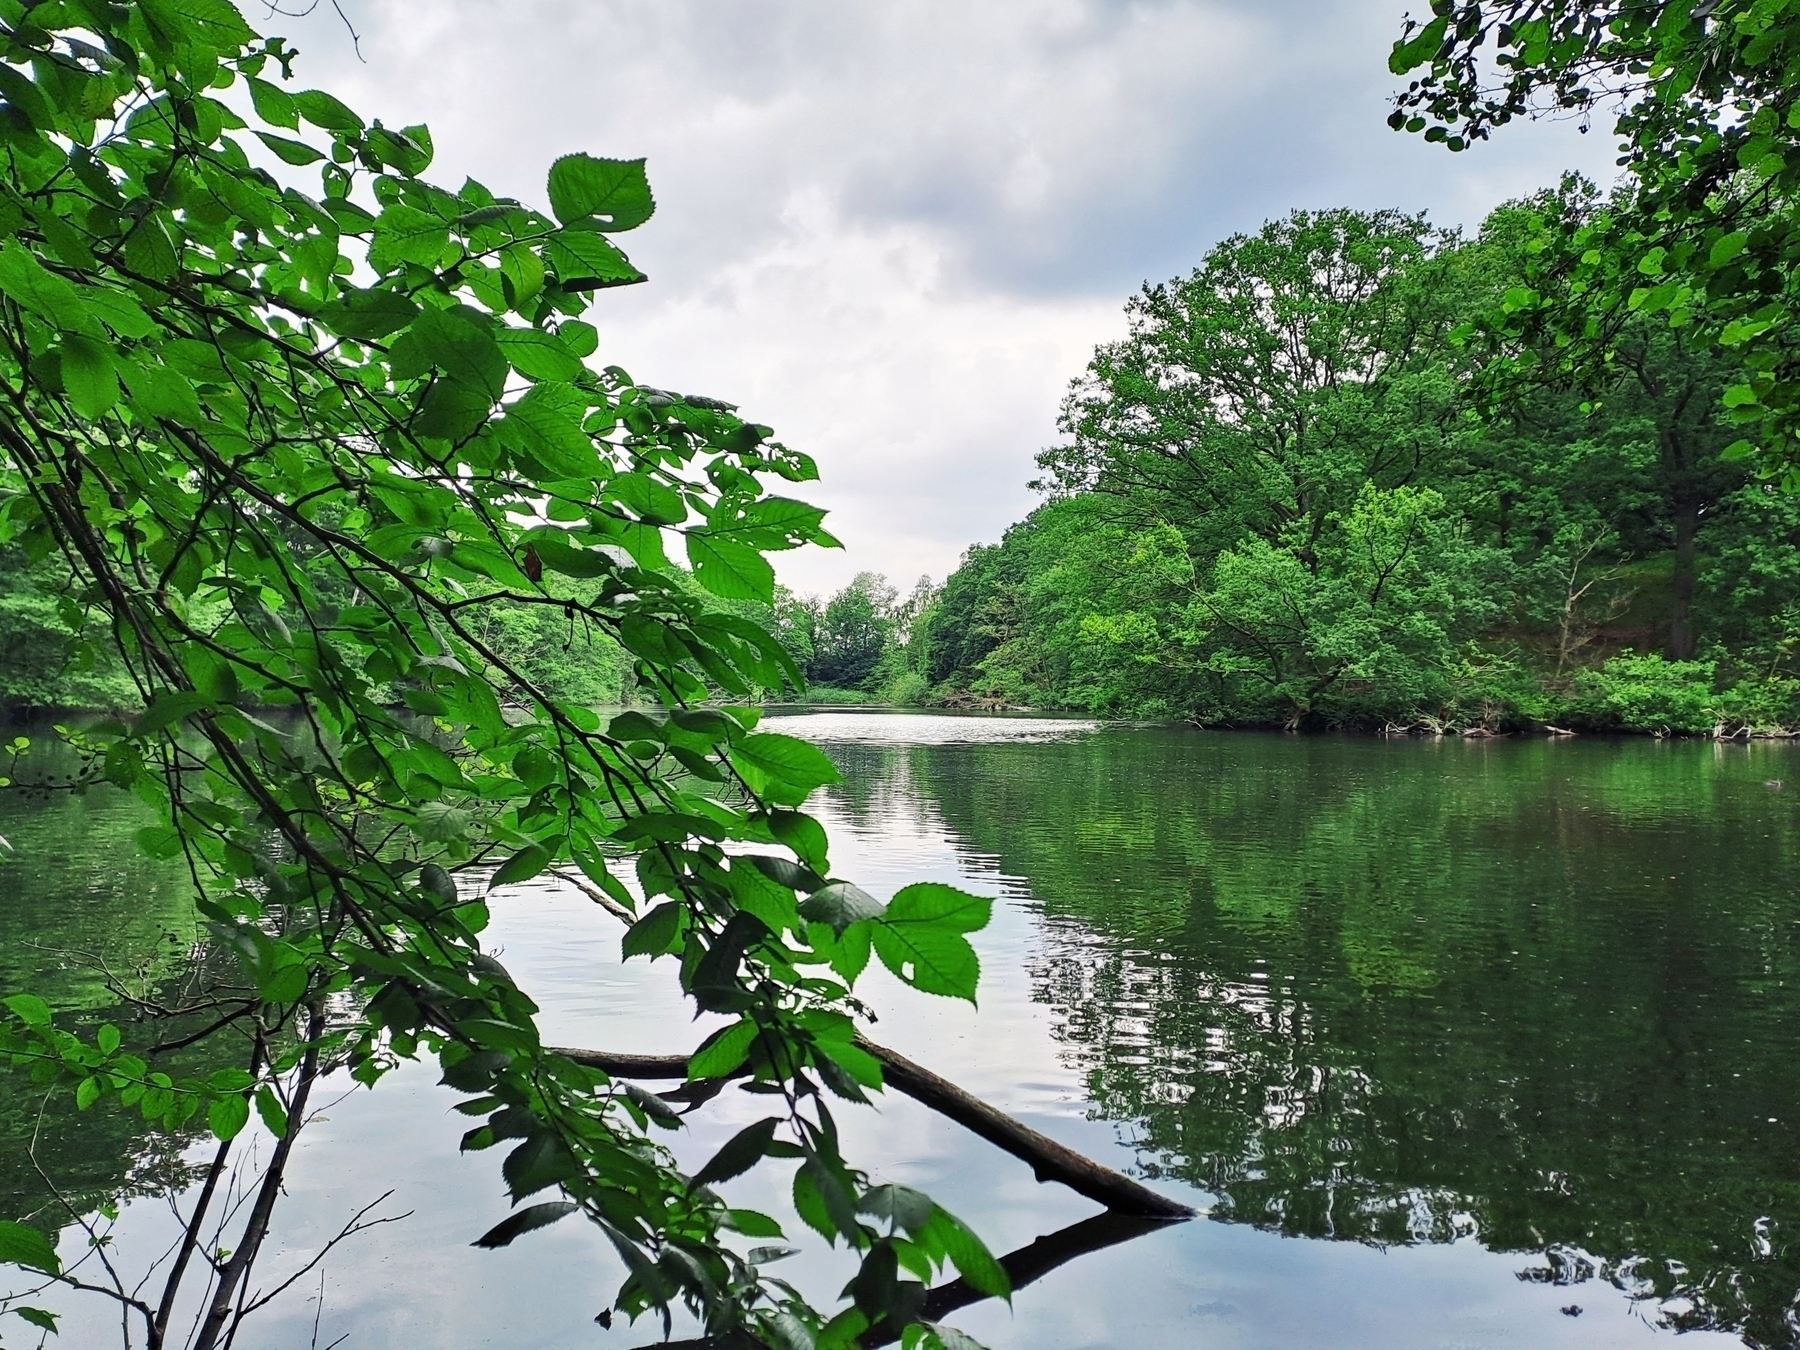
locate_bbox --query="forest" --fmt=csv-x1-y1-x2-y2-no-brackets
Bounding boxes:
843,191,1800,734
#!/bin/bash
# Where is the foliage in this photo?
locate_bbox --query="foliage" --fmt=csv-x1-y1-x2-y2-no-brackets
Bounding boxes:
922,202,1800,731
1389,0,1800,480
0,543,137,709
0,4,1001,1347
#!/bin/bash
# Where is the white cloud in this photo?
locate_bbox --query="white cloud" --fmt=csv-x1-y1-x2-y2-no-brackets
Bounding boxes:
275,0,1619,594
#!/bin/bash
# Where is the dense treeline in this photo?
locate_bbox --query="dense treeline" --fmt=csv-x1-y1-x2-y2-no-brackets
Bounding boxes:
910,191,1800,733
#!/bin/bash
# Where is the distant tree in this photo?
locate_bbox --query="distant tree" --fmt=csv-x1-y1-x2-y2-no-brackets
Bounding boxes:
809,572,899,688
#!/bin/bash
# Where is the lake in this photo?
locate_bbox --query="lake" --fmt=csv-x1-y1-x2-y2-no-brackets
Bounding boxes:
5,711,1800,1348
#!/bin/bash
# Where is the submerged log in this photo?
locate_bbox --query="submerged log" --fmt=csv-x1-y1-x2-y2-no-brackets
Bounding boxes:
549,1036,1194,1220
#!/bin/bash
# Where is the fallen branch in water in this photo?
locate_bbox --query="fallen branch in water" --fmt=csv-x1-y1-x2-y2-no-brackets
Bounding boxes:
549,1037,1194,1220
646,1210,1175,1349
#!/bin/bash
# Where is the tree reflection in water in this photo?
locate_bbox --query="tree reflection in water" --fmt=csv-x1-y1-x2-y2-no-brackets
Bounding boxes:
821,727,1800,1350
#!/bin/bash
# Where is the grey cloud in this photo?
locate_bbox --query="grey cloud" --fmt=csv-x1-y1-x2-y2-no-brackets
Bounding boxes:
275,1,1620,592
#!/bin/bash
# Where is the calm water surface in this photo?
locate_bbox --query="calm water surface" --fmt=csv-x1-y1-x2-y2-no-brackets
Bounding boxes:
5,713,1799,1348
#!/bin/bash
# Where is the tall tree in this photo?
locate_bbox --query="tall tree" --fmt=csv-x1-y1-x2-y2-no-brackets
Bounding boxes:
1036,208,1477,565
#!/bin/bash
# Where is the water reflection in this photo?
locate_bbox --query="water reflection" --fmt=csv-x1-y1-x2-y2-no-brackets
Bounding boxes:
809,725,1800,1348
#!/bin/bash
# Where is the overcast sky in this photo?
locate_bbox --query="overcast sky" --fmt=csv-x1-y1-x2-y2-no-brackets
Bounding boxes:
278,0,1618,596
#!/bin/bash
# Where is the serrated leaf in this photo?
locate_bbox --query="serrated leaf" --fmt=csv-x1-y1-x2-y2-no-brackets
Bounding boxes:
885,883,991,934
497,327,585,381
871,923,979,1002
369,204,450,272
921,1322,987,1350
858,1183,933,1234
545,228,645,290
726,1208,785,1237
471,1200,577,1248
490,843,551,888
247,75,298,128
923,1206,1010,1299
688,533,775,602
546,155,654,230
621,901,682,959
687,1018,758,1080
732,734,840,794
293,88,363,134
800,882,884,935
691,1116,779,1188
255,131,324,165
60,334,117,418
15,1306,58,1333
0,1220,58,1275
414,801,471,842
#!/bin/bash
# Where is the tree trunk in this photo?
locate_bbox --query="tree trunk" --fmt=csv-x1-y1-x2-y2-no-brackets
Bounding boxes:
1667,500,1700,660
550,1038,1194,1219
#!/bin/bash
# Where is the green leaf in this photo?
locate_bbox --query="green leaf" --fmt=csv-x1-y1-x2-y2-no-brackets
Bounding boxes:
59,334,118,418
293,89,364,134
255,1084,289,1138
369,204,451,273
922,1205,1010,1299
414,801,472,842
688,533,775,602
884,883,991,934
83,289,157,340
499,383,602,478
687,1018,759,1080
208,1093,251,1142
530,535,613,578
318,288,421,340
690,1116,780,1188
546,155,655,230
255,131,325,166
732,734,841,794
471,1200,577,1248
725,1208,785,1237
134,691,215,737
769,810,829,874
921,1321,987,1350
0,243,98,335
497,327,585,381
1389,13,1448,74
872,922,979,1002
490,843,552,888
96,1023,121,1056
545,229,645,290
800,882,884,935
247,75,299,129
75,1076,102,1110
392,308,508,398
4,993,52,1027
15,1306,59,1333
621,901,682,959
858,1183,933,1234
0,1220,59,1275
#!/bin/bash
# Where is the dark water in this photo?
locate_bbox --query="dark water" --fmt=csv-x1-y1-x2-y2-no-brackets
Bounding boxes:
6,713,1800,1348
